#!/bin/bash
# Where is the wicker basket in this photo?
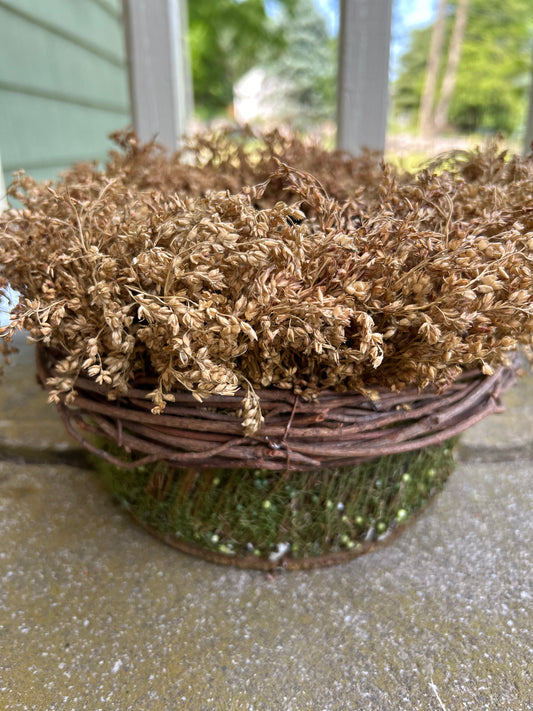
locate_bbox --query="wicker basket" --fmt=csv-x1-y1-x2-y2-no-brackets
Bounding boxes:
36,345,517,570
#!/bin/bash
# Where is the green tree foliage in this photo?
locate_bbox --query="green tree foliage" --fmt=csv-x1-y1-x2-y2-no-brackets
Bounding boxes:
394,24,434,118
188,0,295,117
393,0,533,135
264,0,336,128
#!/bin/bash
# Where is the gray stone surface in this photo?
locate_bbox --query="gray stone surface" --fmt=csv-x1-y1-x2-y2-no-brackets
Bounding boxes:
0,339,532,710
459,356,533,457
0,334,76,457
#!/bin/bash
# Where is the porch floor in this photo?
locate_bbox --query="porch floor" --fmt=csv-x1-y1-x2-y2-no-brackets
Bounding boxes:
1,335,531,710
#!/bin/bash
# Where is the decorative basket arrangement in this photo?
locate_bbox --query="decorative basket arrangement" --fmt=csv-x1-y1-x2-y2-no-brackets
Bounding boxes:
1,129,532,569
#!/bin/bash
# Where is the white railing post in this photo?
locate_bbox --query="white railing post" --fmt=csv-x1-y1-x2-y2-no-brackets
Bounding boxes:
336,0,393,154
0,151,15,328
123,0,192,150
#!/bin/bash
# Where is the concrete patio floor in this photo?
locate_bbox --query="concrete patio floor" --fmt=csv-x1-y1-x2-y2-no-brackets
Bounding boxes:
1,336,532,710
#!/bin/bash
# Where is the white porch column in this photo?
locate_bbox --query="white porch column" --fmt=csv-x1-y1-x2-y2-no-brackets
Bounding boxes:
123,0,192,149
336,0,393,154
524,47,533,154
0,153,7,212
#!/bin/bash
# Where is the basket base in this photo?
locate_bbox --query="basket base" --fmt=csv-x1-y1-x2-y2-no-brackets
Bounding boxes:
135,513,431,571
92,440,456,570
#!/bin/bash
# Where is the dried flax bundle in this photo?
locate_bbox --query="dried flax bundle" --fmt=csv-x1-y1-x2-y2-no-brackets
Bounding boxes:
0,131,532,436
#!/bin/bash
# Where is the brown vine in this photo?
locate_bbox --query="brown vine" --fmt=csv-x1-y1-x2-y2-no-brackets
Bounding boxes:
37,345,517,473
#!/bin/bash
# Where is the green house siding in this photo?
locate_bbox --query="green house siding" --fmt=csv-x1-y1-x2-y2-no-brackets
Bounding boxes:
0,0,131,189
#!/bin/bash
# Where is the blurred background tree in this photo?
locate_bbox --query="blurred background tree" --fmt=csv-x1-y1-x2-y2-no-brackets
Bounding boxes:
393,0,533,137
261,0,336,129
188,0,296,118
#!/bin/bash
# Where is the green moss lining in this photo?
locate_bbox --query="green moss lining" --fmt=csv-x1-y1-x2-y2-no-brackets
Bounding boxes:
92,440,456,563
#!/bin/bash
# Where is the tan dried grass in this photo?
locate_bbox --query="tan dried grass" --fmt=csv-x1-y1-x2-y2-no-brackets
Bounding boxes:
0,129,532,434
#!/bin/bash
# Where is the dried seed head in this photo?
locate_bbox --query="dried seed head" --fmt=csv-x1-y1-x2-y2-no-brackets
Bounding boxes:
0,130,532,434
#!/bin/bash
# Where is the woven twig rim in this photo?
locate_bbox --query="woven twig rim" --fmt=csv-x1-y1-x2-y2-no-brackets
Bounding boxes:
36,345,517,472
